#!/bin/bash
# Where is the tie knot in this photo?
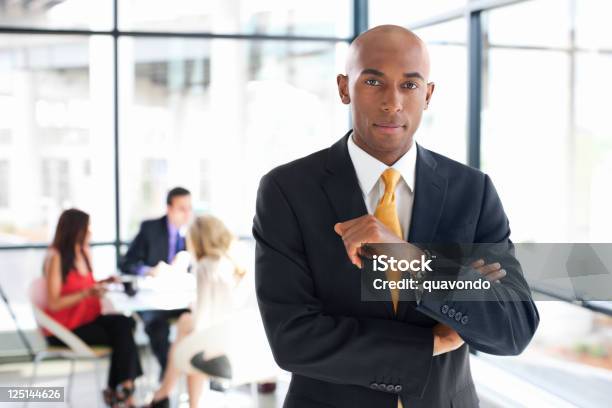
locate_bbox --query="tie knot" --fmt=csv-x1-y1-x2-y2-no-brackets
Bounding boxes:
380,168,401,193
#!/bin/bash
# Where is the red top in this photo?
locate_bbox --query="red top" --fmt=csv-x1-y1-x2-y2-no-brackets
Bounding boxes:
44,269,101,336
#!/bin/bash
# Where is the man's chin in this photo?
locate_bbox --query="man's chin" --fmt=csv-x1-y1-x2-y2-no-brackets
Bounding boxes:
368,128,412,151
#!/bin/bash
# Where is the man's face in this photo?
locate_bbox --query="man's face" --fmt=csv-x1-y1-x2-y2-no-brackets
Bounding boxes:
337,32,434,160
167,195,192,227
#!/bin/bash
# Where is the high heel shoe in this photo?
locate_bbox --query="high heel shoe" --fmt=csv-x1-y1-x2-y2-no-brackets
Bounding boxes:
115,384,135,407
102,388,116,406
145,397,169,408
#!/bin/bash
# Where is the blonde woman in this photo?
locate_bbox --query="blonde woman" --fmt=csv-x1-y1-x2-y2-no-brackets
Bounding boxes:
147,215,247,408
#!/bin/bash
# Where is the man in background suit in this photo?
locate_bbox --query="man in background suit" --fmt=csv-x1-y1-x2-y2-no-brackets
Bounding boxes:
253,25,539,407
120,187,192,376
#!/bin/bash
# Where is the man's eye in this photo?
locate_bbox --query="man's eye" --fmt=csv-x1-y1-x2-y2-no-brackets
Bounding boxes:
365,79,381,86
403,82,418,89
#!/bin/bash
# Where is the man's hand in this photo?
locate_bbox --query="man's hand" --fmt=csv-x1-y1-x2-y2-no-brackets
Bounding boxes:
433,323,464,356
334,215,405,268
470,259,506,283
148,261,170,277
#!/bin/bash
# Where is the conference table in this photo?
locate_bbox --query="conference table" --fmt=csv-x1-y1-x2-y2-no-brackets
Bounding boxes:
102,271,197,314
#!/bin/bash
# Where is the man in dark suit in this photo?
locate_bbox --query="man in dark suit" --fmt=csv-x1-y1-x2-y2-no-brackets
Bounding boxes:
253,25,539,407
120,187,192,376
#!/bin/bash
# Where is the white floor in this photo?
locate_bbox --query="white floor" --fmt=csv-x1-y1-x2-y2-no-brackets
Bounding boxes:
0,349,288,407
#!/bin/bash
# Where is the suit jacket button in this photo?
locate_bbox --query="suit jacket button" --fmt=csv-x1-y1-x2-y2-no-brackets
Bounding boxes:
461,315,469,325
394,385,402,393
370,382,378,389
386,384,395,392
447,308,456,318
441,305,449,314
378,383,387,391
454,311,462,322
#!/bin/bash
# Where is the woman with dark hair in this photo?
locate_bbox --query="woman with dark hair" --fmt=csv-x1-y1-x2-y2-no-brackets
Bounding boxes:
43,208,142,407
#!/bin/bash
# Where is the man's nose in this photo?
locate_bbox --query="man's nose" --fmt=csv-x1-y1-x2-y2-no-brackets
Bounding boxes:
382,87,403,113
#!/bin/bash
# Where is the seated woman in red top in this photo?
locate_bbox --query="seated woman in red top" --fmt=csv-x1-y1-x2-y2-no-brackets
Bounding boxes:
44,208,142,407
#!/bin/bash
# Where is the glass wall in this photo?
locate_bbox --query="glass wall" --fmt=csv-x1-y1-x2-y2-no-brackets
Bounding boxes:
370,0,466,28
0,0,351,356
0,0,113,30
0,35,115,245
414,18,468,163
481,0,612,243
118,38,347,238
119,0,352,37
479,1,612,406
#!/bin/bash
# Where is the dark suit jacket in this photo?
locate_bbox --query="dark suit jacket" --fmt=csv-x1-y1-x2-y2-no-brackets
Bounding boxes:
253,132,539,408
120,215,185,275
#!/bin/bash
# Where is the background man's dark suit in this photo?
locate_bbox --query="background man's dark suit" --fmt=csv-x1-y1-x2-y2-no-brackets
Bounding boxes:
120,215,183,274
253,132,539,407
120,215,187,375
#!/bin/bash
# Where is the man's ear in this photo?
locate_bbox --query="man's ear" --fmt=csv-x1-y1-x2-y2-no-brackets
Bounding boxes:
424,82,435,110
336,74,351,104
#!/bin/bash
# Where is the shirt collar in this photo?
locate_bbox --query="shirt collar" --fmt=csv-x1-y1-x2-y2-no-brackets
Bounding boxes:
347,131,417,195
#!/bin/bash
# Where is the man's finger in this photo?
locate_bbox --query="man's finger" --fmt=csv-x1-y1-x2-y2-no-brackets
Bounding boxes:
470,259,485,268
337,217,376,268
484,269,506,282
334,215,375,237
476,262,501,274
334,222,343,236
343,233,367,268
346,243,362,268
339,230,364,268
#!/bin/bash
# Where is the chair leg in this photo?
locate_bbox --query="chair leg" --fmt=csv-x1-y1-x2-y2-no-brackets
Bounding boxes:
28,352,43,387
93,359,102,408
25,352,46,408
66,358,75,405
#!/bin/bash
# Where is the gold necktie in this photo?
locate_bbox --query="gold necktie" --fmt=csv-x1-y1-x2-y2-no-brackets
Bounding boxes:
374,168,405,408
373,168,403,312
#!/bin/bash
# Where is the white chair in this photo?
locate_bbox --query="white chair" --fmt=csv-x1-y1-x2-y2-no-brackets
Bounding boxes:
173,309,279,404
28,277,111,407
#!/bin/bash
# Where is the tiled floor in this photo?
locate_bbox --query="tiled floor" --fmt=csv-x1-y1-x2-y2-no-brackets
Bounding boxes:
0,349,288,407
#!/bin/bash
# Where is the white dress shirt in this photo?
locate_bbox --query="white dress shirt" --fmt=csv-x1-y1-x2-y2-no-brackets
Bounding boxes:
347,132,417,240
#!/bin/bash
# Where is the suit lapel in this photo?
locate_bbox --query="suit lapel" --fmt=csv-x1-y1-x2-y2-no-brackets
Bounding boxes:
408,144,447,244
322,132,395,316
322,131,369,222
398,144,447,317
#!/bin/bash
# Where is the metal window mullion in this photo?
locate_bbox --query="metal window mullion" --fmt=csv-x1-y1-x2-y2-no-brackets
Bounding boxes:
112,0,121,268
353,0,368,39
467,10,483,169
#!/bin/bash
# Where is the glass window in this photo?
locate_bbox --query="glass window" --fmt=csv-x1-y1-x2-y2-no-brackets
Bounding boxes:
119,0,352,38
0,35,115,244
0,160,8,208
119,37,348,239
480,1,612,405
575,0,612,50
481,0,612,243
370,0,466,28
481,47,571,242
486,0,570,48
0,0,113,30
414,19,468,163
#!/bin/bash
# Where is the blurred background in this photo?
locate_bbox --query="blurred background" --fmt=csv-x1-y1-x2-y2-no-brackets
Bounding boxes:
0,0,611,407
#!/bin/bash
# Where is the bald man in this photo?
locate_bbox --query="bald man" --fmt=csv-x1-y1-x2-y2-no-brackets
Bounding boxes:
253,25,538,407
